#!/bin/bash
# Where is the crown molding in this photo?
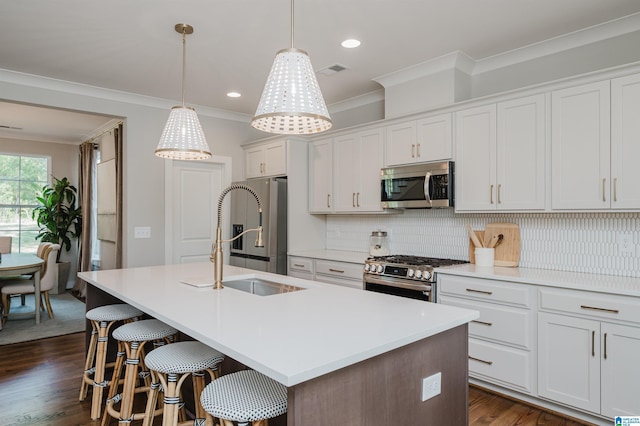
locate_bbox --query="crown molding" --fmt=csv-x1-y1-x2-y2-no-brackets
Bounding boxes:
0,69,251,123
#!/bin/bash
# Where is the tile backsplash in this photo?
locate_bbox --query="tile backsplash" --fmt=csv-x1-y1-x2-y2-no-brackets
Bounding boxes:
326,210,640,278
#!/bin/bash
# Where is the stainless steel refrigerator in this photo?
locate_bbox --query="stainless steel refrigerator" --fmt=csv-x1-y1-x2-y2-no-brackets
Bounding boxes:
229,177,287,274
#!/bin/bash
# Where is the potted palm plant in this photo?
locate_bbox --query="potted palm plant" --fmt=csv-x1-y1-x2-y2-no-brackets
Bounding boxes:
32,176,82,293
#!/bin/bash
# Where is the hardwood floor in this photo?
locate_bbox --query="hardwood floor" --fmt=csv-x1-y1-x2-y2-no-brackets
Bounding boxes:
0,332,593,426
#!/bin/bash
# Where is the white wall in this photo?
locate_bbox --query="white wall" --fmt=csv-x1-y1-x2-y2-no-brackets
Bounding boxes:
0,72,259,268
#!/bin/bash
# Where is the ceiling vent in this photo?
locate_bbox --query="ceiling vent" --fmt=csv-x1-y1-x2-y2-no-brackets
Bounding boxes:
317,63,348,76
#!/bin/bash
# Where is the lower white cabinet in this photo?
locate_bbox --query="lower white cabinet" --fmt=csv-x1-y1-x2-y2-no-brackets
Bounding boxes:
287,255,363,289
439,275,535,394
538,288,640,418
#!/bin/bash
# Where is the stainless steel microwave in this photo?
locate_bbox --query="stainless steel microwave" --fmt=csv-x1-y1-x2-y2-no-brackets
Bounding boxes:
380,161,454,209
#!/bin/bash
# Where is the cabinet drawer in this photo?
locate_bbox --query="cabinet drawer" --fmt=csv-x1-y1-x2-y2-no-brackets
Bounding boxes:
315,260,363,281
288,256,314,274
469,339,533,394
439,275,532,308
440,296,532,349
539,288,640,325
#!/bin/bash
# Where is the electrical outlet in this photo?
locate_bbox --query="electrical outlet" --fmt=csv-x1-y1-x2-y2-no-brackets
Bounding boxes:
421,372,441,401
134,226,151,239
617,233,634,254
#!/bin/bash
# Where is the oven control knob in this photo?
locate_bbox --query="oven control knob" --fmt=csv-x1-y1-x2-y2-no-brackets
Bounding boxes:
415,270,423,279
407,269,415,278
376,264,384,273
422,271,431,280
364,264,370,272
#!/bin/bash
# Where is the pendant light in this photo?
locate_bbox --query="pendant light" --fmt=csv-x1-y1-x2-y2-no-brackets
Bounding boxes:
251,0,332,135
155,24,212,160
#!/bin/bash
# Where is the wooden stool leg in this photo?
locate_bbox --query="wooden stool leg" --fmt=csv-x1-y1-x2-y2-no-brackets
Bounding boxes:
79,320,99,401
90,320,113,420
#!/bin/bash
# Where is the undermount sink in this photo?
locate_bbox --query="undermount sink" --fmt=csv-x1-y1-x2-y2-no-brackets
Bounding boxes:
223,278,305,296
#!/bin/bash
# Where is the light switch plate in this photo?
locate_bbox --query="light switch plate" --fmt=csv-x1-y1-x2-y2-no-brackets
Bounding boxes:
134,226,151,239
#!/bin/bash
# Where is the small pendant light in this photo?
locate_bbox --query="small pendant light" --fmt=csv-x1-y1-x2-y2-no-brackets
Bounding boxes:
251,0,332,135
155,24,212,160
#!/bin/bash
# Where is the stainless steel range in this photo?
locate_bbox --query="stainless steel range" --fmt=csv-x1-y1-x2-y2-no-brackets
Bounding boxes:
363,255,467,302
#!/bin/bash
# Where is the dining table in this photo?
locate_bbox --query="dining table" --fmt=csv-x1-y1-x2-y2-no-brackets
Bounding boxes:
0,253,44,330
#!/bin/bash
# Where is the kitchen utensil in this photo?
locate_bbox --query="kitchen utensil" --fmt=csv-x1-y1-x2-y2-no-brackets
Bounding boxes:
484,223,520,267
487,233,503,249
466,224,483,248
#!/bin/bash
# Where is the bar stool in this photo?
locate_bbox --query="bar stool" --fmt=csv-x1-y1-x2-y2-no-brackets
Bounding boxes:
200,370,287,426
142,341,225,426
79,303,143,420
102,319,178,426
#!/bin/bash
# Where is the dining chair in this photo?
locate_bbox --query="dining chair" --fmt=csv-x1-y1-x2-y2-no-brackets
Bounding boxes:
1,243,60,323
0,236,11,254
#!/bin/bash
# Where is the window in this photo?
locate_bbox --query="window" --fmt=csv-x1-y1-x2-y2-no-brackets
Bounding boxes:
0,154,50,253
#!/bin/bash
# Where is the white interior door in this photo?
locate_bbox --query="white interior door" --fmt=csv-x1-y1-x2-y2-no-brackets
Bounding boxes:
165,157,231,264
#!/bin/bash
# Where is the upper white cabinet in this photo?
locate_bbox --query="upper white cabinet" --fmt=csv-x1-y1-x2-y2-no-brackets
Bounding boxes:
551,81,610,209
308,138,333,213
455,94,545,211
611,73,640,209
245,139,287,179
309,129,384,214
333,128,384,213
385,113,452,167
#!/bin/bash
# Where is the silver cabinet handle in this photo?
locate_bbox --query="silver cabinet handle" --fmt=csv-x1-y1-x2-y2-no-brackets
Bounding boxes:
603,178,606,202
490,185,494,204
614,178,618,202
329,268,344,273
471,320,493,327
580,305,619,314
604,332,608,360
466,288,493,295
411,144,416,158
497,184,502,204
469,356,493,366
416,143,421,158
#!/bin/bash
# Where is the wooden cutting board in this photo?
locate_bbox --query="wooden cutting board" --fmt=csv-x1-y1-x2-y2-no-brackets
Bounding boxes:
484,222,520,267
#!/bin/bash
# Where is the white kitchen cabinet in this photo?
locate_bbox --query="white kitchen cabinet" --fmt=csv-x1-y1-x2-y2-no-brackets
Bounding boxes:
551,81,610,209
333,128,384,213
385,113,452,167
538,288,640,417
308,138,333,213
610,73,640,209
456,94,545,211
245,139,287,179
439,275,535,394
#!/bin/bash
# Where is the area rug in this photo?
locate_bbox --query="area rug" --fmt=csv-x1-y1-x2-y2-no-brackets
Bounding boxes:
0,292,86,345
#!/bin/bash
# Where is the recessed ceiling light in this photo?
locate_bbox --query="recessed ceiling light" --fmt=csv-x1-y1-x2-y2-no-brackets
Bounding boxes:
341,39,361,49
227,92,241,98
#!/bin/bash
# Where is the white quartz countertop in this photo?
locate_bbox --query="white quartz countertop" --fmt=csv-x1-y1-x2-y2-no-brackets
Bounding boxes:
287,249,369,264
79,263,478,387
435,264,640,297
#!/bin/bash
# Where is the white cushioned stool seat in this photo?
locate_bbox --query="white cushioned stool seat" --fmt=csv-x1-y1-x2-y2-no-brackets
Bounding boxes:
200,370,287,423
112,318,177,342
86,304,143,322
144,341,225,374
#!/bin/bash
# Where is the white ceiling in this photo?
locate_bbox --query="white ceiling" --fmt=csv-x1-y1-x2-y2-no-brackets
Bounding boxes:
2,0,640,144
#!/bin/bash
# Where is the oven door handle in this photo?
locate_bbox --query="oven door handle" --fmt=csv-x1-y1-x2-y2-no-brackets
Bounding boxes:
423,171,432,207
364,274,432,292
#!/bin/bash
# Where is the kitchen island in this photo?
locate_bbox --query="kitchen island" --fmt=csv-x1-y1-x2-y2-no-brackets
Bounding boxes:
79,262,478,425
